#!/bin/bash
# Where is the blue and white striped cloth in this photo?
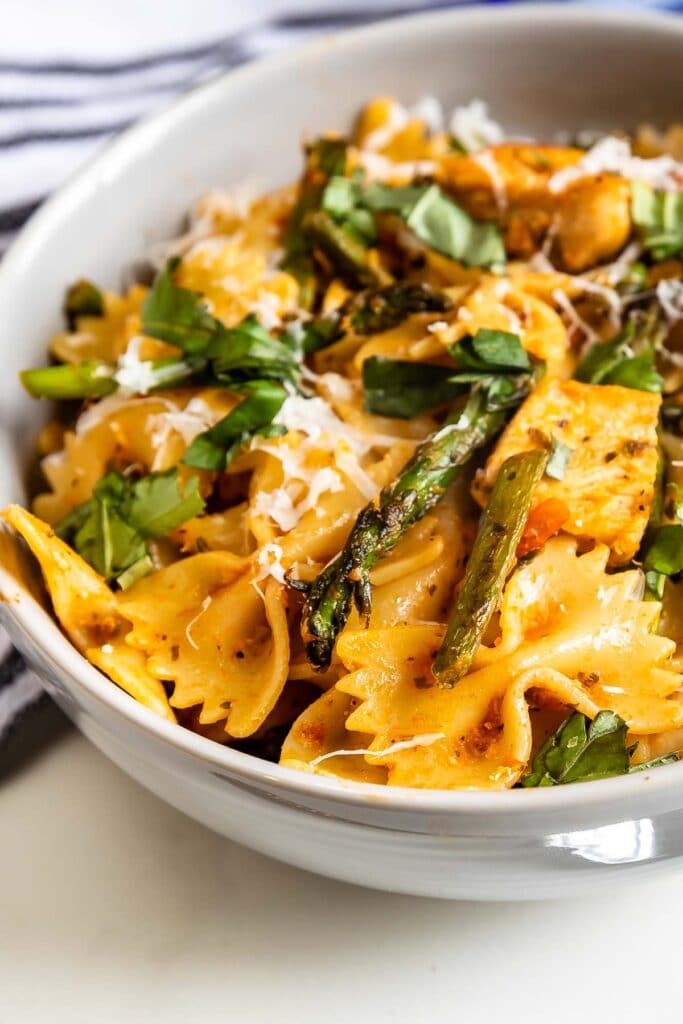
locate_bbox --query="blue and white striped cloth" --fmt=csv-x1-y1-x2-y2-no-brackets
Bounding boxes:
1,0,681,754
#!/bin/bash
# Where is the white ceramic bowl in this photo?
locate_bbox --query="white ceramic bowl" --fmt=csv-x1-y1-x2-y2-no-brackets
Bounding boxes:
2,5,683,901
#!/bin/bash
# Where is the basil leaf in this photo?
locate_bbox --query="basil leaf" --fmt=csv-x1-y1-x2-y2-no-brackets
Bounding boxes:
630,752,680,772
362,356,465,418
576,317,664,394
64,278,104,329
450,329,530,374
545,438,574,481
183,382,287,471
348,283,452,335
601,346,664,393
406,185,505,270
141,258,221,355
362,182,427,215
206,314,301,386
643,524,683,577
56,468,205,587
520,710,631,787
123,470,205,537
21,362,117,400
631,181,683,260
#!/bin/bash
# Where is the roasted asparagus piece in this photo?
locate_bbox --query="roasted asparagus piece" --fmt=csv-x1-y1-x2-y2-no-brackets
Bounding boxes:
300,387,519,669
432,449,547,688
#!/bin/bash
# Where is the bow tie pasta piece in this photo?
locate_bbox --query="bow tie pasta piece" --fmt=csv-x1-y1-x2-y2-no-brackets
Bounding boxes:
321,539,683,789
473,378,661,565
34,390,236,525
442,279,571,378
118,555,289,737
281,687,387,784
349,488,468,630
2,505,174,721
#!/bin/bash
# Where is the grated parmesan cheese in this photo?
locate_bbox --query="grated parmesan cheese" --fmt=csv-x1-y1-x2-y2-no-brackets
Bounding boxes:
549,136,683,194
114,336,162,395
309,732,446,768
255,542,286,584
355,150,438,184
185,595,213,651
449,99,504,154
473,149,508,214
657,279,683,324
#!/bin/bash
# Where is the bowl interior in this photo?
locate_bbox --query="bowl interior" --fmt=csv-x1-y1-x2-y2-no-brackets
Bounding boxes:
1,5,682,815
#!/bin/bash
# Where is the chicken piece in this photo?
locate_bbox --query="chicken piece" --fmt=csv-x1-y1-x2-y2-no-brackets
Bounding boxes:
437,144,632,272
472,378,661,564
552,175,632,273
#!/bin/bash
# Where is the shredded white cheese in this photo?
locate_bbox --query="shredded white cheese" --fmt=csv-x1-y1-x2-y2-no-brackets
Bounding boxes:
549,136,683,194
473,149,508,214
114,336,162,395
355,151,438,184
657,279,683,324
309,732,446,768
552,288,601,348
185,595,213,652
449,99,504,154
255,542,286,584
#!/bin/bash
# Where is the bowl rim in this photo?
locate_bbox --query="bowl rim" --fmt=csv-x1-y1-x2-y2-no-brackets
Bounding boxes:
2,2,683,818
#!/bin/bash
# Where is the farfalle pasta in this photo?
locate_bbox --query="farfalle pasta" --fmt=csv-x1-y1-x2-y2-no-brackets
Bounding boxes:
4,96,683,789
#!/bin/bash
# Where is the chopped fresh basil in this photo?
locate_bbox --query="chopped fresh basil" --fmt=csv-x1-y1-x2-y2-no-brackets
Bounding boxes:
643,524,683,577
20,362,117,400
406,185,505,270
64,278,104,329
141,257,221,355
362,356,465,418
348,283,452,335
56,468,205,587
183,381,287,471
520,710,631,787
322,174,377,244
631,181,683,260
454,328,531,374
362,182,428,215
629,752,681,772
206,314,301,387
545,438,573,481
575,317,664,394
362,181,505,269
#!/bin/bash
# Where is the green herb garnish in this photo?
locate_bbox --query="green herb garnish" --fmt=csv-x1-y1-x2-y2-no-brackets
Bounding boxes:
362,357,464,418
575,315,664,394
56,468,205,587
183,381,287,471
140,257,220,355
545,438,574,481
631,181,683,260
520,709,680,786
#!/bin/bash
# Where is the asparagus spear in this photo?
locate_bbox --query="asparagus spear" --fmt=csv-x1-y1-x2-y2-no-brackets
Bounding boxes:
432,449,547,688
302,210,389,289
300,387,516,669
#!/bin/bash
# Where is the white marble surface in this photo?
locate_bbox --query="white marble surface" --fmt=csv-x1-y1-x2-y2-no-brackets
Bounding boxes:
0,730,680,1022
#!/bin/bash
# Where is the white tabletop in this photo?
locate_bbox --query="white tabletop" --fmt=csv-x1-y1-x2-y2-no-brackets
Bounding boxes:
0,726,679,1023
